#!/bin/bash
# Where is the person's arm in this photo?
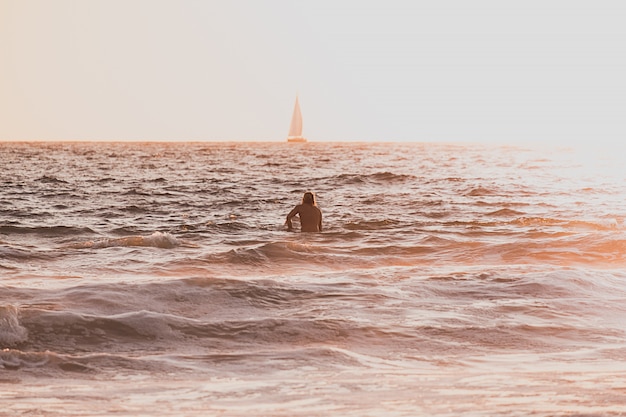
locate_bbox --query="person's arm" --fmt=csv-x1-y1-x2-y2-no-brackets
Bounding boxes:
318,210,323,232
286,206,299,231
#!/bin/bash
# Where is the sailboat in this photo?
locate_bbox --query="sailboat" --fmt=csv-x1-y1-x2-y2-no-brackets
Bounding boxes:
287,96,307,143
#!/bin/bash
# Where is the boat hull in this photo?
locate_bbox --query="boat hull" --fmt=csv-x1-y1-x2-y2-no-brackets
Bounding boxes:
287,137,307,143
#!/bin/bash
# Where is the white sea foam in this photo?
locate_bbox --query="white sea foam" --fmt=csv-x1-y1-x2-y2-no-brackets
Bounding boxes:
70,231,180,249
0,305,28,347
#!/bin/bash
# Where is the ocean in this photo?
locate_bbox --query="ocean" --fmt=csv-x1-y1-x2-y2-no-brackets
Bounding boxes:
1,141,626,416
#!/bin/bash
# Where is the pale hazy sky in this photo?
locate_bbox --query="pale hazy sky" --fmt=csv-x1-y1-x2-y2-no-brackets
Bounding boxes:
1,0,624,143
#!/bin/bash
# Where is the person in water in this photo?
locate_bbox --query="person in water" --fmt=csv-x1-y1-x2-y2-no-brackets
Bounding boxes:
286,192,322,232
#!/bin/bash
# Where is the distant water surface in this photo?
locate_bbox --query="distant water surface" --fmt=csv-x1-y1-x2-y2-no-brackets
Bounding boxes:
1,141,626,416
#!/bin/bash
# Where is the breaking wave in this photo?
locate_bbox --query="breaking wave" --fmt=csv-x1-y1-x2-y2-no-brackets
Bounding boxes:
68,231,181,249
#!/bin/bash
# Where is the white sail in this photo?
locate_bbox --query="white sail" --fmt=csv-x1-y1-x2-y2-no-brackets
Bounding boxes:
287,96,307,142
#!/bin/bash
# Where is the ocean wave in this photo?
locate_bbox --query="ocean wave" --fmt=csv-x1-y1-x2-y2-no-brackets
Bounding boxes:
332,172,416,186
0,348,157,373
0,350,51,370
121,205,151,214
0,225,96,236
216,239,438,269
196,230,626,269
24,307,413,353
0,305,28,347
512,217,624,231
68,231,180,249
164,345,366,370
208,241,322,266
17,305,356,350
466,187,499,196
20,308,185,347
0,245,44,262
351,244,435,257
14,303,610,361
494,240,625,266
36,175,68,184
368,172,416,182
122,188,151,196
4,263,626,376
206,221,255,234
87,177,117,184
486,208,526,217
583,238,626,264
343,219,402,231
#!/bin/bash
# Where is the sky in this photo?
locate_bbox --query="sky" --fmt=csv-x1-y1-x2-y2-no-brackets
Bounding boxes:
0,0,624,144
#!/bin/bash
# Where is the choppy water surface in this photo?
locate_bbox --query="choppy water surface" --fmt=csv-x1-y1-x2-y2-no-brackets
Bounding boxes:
1,141,626,416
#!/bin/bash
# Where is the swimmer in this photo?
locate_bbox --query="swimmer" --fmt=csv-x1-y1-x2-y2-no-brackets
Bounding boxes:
286,192,322,232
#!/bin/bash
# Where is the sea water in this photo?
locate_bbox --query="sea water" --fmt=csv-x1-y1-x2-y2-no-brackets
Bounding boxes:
1,141,626,416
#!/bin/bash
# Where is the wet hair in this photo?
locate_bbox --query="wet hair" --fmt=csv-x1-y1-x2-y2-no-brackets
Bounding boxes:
302,192,316,205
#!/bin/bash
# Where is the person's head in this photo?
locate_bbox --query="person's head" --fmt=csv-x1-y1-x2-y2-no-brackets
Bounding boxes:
302,192,316,205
